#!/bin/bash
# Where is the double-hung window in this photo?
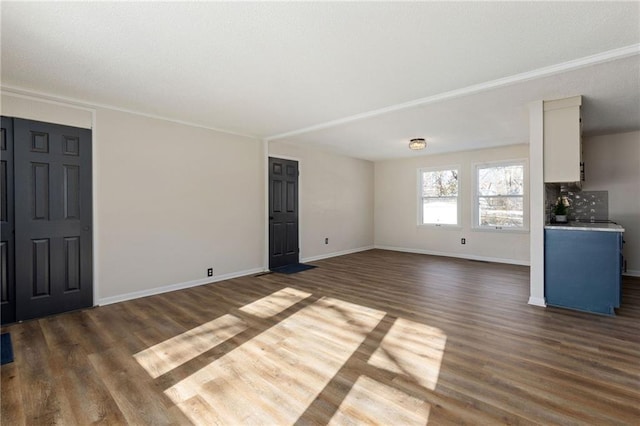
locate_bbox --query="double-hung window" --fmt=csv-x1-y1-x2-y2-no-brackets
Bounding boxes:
474,160,527,230
419,167,459,226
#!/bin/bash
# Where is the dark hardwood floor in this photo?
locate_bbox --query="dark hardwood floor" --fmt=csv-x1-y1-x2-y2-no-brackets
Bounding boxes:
2,249,639,425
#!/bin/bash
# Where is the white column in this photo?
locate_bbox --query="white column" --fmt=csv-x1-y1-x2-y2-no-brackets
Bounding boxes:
528,100,546,306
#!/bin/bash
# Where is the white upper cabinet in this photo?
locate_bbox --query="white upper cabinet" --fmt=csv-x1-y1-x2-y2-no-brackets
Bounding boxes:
543,96,582,183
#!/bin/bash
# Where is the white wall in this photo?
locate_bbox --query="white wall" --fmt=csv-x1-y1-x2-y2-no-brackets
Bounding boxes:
2,92,265,304
268,141,374,261
374,144,530,265
96,108,264,300
582,131,640,276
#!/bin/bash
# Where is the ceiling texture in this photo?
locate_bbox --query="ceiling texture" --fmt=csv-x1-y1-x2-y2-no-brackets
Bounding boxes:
2,2,639,161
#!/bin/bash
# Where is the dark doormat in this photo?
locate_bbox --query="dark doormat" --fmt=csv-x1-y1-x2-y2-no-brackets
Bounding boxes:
1,333,14,365
271,263,317,274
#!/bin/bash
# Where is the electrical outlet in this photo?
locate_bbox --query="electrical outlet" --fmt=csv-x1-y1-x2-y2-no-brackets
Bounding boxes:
207,268,213,277
325,237,329,244
461,238,466,245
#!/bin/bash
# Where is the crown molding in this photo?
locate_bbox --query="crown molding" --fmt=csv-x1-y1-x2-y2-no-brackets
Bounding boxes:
1,85,258,140
4,44,638,142
266,44,640,142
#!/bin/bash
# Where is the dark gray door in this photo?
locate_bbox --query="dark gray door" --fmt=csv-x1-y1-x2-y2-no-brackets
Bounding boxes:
14,118,93,321
269,157,299,269
1,117,16,323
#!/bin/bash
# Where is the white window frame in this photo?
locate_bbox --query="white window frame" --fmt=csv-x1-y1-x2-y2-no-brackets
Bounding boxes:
473,159,529,232
417,165,461,228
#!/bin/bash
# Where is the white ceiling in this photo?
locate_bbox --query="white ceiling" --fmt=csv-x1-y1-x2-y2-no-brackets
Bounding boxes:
2,2,639,160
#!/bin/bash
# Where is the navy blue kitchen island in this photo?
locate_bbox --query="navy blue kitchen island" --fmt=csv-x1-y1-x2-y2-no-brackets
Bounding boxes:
545,223,624,315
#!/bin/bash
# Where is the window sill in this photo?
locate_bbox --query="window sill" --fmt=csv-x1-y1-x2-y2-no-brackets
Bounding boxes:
418,224,462,230
471,226,529,234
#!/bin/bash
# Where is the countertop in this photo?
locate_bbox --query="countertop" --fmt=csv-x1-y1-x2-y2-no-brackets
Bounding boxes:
545,222,624,232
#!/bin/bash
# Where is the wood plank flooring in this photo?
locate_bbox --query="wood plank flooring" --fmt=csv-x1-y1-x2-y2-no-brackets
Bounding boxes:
2,249,639,425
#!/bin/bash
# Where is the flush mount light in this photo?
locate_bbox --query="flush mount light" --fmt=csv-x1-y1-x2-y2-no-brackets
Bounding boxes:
409,138,427,150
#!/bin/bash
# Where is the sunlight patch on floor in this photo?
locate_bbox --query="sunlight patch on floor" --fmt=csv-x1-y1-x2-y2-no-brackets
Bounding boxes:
368,317,447,390
328,375,431,425
134,314,247,378
239,287,312,318
165,297,386,425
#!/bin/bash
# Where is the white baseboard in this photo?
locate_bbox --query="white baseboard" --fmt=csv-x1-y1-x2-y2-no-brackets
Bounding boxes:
96,267,264,306
623,269,640,278
301,245,374,263
528,296,547,307
374,245,530,266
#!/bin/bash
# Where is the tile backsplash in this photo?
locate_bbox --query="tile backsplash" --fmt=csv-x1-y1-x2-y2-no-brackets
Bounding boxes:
569,190,608,222
545,184,609,222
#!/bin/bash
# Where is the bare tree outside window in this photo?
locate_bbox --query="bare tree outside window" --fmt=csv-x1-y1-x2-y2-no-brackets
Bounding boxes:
420,168,459,225
476,163,524,227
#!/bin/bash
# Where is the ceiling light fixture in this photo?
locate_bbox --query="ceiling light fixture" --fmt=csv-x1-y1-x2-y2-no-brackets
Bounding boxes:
409,138,427,150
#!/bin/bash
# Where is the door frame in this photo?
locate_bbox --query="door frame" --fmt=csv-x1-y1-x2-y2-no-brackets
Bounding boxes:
1,117,15,323
1,90,99,311
263,148,302,271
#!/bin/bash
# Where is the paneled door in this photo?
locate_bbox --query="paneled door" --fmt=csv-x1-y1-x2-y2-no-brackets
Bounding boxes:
13,118,93,321
1,117,16,323
269,157,299,269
